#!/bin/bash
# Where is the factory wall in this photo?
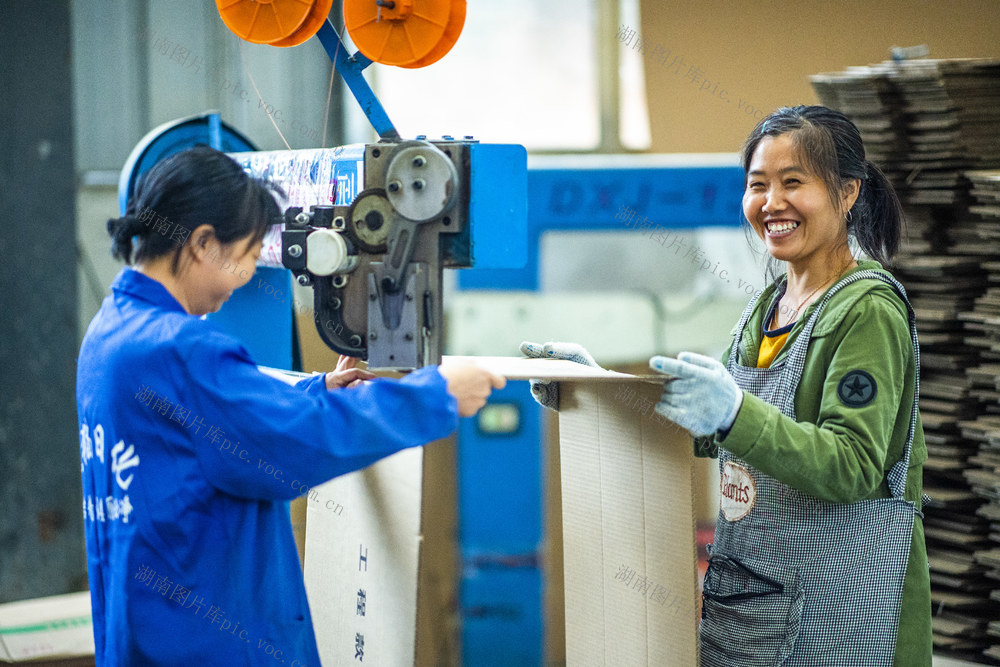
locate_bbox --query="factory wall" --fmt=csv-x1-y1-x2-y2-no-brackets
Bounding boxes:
0,0,81,604
639,0,1000,154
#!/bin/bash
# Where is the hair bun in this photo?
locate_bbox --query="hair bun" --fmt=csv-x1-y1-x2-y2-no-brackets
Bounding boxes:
107,214,142,263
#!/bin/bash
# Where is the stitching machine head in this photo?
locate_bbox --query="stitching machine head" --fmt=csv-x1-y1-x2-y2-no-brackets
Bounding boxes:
273,139,473,370
230,135,525,371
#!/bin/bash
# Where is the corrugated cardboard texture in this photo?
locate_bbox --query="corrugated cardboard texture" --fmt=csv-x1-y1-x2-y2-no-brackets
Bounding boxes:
543,409,566,665
303,448,423,666
559,380,698,665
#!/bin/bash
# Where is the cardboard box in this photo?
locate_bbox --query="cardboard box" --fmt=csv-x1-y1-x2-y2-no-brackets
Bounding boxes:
301,356,698,665
0,592,94,664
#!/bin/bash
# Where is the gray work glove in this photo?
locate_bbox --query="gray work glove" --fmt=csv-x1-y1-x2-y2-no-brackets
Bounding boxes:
649,352,743,437
520,341,601,411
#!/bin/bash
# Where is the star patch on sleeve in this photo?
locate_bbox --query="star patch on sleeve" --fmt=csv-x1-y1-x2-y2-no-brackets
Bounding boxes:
837,369,877,407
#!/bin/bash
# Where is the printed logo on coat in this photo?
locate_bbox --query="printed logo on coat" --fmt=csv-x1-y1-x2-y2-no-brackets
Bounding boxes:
721,461,756,522
837,369,877,407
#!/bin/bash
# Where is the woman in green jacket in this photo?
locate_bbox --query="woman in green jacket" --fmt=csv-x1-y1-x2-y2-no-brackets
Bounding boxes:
524,105,931,665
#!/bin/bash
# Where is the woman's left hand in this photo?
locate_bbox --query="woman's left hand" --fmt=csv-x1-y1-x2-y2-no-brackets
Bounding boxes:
325,355,376,390
648,352,743,438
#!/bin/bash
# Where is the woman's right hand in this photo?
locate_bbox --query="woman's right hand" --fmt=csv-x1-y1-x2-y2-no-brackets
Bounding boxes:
325,355,376,389
438,362,507,417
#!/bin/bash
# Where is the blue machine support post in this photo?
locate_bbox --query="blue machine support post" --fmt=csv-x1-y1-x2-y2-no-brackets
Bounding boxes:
315,20,400,141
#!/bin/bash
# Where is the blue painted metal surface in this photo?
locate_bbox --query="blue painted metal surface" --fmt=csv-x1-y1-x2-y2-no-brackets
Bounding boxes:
458,380,543,665
314,20,400,140
203,267,295,370
458,381,541,553
458,163,745,290
461,568,544,666
118,111,256,215
467,143,529,270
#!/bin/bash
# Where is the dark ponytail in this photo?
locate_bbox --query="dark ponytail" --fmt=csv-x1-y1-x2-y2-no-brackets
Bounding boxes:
853,159,902,266
107,213,145,263
109,146,283,272
741,105,903,270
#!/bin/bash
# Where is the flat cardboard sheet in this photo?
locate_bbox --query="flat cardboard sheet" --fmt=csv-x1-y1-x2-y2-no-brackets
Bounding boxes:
303,448,423,666
557,379,698,665
0,591,94,662
441,355,666,382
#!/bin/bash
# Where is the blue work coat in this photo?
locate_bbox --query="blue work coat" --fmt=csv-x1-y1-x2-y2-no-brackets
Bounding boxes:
77,268,458,665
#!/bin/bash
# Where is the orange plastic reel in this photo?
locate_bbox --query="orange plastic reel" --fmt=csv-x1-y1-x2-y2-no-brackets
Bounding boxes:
216,0,325,46
272,0,335,46
401,0,465,68
344,0,466,68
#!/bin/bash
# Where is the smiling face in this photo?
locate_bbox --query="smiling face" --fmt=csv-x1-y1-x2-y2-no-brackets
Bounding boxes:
742,133,859,269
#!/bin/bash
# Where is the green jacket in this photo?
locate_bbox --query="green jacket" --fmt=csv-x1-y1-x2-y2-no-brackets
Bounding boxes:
696,260,932,666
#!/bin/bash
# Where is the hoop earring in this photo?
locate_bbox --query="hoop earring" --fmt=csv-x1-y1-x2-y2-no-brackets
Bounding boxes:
846,210,853,224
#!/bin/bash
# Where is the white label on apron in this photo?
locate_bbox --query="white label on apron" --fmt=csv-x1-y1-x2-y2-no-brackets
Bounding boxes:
721,461,756,521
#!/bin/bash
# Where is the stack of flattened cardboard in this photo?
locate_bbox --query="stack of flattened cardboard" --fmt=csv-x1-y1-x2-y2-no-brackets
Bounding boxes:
812,59,1000,663
959,170,1000,662
811,67,907,185
812,59,1000,207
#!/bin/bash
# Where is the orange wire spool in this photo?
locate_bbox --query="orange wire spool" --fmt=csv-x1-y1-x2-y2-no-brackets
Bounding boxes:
400,0,465,68
344,0,466,68
216,0,326,46
272,0,335,46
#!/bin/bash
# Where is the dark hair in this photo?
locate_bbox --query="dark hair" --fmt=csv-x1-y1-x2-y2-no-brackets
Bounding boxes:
740,105,903,272
107,146,283,273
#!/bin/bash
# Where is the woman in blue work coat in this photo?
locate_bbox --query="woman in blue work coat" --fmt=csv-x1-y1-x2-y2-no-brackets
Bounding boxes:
525,105,930,665
78,147,503,665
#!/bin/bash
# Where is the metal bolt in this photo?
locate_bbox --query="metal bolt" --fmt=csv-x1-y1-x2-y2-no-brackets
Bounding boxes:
404,333,413,341
405,293,414,301
330,297,342,309
369,332,377,340
412,156,426,168
370,292,377,302
287,244,302,258
297,275,310,286
295,212,310,225
350,335,363,347
333,216,346,230
388,181,401,193
412,179,425,190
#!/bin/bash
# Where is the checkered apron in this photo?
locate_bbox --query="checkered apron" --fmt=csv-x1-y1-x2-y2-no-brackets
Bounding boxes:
700,270,921,666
